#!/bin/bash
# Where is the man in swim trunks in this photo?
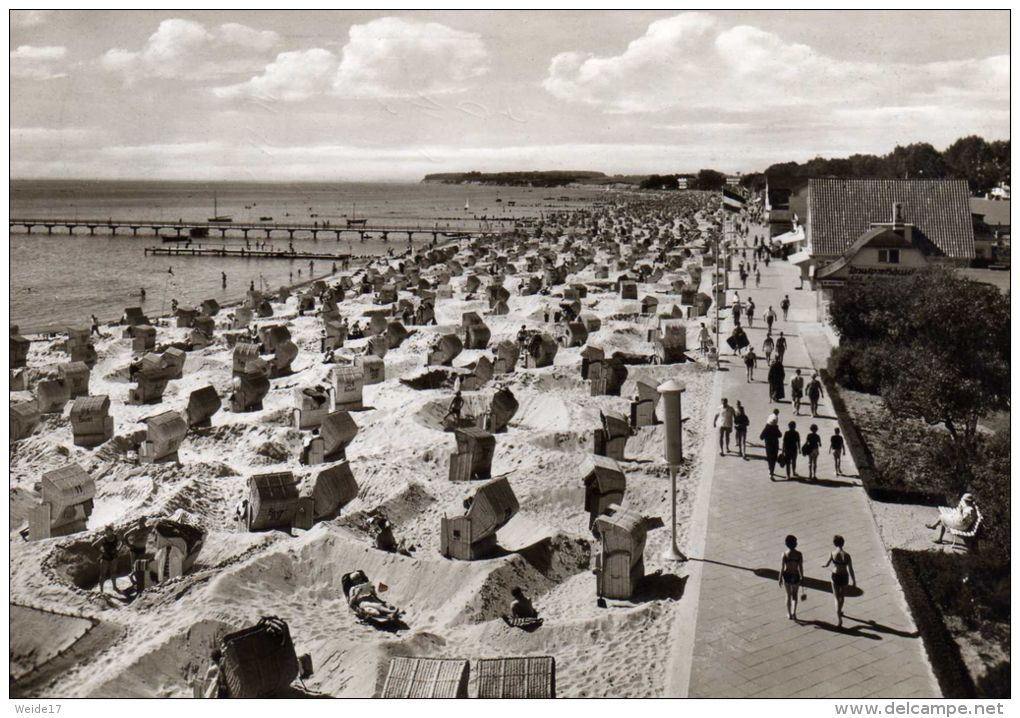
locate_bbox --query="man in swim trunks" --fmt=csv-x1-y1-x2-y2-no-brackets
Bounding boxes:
124,517,150,595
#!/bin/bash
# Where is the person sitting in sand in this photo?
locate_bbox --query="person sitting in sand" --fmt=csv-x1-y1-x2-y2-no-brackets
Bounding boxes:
510,587,538,619
368,515,415,556
926,493,980,544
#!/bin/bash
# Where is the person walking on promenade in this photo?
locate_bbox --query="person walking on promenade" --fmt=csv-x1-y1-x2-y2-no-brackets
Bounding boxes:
806,373,825,417
775,331,788,364
746,299,755,327
830,428,845,475
781,295,791,321
762,331,775,364
779,535,804,620
734,401,750,459
783,421,801,479
741,268,748,288
790,369,805,415
765,306,777,332
804,424,822,480
743,348,758,382
730,325,748,356
822,535,856,627
768,358,785,402
699,322,711,354
760,414,782,479
732,301,742,327
714,397,737,456
764,253,771,268
755,268,761,288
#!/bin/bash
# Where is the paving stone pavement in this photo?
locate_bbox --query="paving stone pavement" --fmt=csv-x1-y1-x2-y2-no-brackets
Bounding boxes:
687,228,940,698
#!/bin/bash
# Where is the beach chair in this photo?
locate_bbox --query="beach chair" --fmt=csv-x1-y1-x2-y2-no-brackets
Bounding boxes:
330,365,364,411
594,504,649,600
70,395,114,448
300,461,358,520
219,616,300,698
59,361,91,398
429,334,463,367
138,410,187,463
358,354,384,385
582,455,626,531
10,401,40,441
448,427,496,481
440,476,519,560
11,333,30,368
381,657,469,698
30,464,95,541
185,385,221,428
594,410,632,461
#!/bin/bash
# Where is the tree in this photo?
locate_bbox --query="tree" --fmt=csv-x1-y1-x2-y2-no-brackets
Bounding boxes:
886,142,948,180
691,169,726,191
831,267,1010,447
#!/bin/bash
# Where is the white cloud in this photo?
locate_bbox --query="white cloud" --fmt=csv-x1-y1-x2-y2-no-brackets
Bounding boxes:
100,18,282,83
215,16,491,102
10,45,69,79
11,10,53,28
214,49,339,101
544,12,1009,116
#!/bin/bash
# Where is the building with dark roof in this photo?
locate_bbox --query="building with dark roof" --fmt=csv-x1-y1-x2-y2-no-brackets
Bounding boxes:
798,179,976,322
807,178,975,262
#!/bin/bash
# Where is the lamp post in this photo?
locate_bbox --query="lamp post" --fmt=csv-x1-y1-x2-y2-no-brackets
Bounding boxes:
658,379,688,562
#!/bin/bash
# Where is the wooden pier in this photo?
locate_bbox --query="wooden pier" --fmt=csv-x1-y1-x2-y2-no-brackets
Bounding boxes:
144,245,352,261
9,217,514,241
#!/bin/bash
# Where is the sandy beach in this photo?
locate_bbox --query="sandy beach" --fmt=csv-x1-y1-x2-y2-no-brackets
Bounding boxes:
11,193,722,697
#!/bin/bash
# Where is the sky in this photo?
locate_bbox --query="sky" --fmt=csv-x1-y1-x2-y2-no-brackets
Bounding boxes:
9,10,1011,181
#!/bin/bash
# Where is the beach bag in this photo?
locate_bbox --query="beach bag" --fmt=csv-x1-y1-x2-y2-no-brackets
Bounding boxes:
802,443,812,457
777,452,787,468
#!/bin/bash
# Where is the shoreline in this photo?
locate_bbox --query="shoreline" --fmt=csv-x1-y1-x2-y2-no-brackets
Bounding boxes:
12,244,444,337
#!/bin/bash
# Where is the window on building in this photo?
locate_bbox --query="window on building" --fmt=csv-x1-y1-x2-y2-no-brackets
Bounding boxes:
878,249,900,264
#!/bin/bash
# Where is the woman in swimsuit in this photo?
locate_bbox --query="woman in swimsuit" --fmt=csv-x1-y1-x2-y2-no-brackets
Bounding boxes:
93,525,120,594
779,535,804,620
822,535,856,627
804,424,822,480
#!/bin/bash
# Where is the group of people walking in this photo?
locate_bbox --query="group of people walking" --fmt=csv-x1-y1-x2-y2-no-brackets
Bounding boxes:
780,534,857,626
722,220,858,626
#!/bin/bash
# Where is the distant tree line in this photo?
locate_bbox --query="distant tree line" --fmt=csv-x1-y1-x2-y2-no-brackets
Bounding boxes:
740,135,1010,195
640,169,728,191
423,171,607,187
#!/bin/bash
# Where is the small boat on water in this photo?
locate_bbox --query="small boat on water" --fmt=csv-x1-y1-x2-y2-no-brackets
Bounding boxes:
259,216,274,222
189,227,209,239
208,193,233,223
346,202,368,227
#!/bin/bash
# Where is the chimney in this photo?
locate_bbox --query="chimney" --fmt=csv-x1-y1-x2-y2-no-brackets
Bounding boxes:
892,202,904,227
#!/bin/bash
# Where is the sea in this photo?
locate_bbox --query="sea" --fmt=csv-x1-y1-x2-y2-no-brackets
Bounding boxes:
9,180,613,333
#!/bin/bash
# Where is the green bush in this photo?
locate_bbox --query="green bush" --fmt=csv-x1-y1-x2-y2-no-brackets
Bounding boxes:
891,549,975,698
828,342,890,394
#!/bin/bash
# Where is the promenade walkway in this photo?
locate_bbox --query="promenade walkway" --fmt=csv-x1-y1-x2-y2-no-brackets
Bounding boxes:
686,226,939,698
